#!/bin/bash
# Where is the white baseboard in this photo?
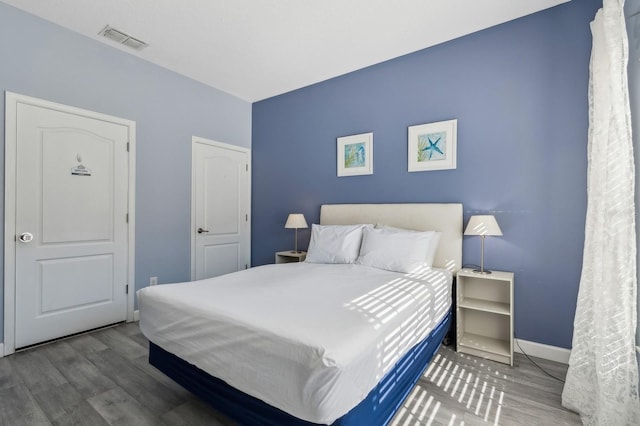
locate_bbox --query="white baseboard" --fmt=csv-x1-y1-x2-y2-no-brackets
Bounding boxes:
133,310,139,321
515,338,571,364
0,343,4,358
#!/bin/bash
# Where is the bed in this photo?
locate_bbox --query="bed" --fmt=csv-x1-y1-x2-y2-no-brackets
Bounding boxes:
139,203,462,425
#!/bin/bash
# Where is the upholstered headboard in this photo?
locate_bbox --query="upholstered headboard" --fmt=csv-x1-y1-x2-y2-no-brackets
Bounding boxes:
320,203,463,273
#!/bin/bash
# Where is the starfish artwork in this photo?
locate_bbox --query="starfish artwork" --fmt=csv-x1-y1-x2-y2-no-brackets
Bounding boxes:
417,131,446,162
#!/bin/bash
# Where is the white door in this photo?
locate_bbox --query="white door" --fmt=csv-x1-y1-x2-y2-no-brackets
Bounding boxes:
10,98,131,349
192,137,250,280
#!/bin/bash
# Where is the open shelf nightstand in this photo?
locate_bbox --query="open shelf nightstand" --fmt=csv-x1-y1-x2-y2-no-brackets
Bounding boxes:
456,268,514,366
275,250,307,264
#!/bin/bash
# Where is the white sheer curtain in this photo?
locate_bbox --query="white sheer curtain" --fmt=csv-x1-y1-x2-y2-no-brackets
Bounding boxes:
562,0,640,424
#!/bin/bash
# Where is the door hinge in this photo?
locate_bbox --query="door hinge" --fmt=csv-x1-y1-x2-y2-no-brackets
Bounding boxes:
245,214,248,222
245,264,248,269
126,284,129,294
126,142,130,152
245,164,248,172
126,213,129,223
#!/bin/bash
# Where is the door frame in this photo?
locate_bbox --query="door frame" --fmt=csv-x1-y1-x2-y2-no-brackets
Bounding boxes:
190,136,251,280
3,92,136,356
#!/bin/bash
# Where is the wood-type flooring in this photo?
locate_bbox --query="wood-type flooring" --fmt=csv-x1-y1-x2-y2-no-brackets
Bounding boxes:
0,322,580,425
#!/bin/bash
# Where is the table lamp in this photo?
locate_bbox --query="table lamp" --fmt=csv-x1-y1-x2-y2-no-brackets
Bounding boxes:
464,215,502,274
285,213,308,253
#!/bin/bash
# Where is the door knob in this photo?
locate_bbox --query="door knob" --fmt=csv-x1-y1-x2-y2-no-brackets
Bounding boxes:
197,227,209,234
18,232,34,243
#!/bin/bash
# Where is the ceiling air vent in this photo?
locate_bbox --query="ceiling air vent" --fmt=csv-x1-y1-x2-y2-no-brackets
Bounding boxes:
99,25,148,50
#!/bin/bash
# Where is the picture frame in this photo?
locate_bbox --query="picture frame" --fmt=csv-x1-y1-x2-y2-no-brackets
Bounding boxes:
408,119,457,172
337,132,373,177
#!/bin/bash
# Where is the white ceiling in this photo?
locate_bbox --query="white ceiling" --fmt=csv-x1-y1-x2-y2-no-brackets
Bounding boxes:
1,0,569,102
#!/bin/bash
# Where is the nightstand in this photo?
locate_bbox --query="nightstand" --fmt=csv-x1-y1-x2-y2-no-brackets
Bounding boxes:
275,250,307,264
456,268,514,366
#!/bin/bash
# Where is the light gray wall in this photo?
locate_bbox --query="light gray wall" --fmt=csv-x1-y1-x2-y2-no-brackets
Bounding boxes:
0,2,252,342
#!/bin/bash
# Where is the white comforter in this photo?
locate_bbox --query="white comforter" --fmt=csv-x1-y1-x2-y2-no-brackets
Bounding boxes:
138,262,451,424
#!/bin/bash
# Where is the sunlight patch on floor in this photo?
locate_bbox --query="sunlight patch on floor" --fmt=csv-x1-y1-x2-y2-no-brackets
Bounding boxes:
390,352,507,425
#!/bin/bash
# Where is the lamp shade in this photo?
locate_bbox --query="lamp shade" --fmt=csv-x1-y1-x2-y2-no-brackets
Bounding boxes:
284,213,308,229
464,215,503,236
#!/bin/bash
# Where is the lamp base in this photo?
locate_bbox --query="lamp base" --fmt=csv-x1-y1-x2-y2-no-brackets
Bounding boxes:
472,269,492,274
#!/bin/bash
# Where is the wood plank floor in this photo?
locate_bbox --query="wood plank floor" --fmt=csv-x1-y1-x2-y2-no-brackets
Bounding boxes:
0,322,581,425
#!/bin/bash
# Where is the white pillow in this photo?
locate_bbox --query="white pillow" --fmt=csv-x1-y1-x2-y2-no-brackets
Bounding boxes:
305,224,369,264
376,225,441,266
357,226,440,273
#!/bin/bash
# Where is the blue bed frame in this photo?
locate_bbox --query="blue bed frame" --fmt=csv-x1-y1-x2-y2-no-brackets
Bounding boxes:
149,311,451,426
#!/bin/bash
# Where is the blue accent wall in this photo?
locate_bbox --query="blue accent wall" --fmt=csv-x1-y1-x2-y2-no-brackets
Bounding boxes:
252,0,601,349
0,3,251,342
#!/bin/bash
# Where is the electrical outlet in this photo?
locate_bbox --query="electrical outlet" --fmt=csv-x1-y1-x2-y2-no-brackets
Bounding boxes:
150,276,158,286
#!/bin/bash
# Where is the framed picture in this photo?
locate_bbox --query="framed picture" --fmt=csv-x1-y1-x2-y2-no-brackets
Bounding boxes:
337,132,373,177
408,119,457,172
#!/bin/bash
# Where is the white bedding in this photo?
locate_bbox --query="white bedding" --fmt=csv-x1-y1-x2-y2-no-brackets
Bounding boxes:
138,262,452,424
